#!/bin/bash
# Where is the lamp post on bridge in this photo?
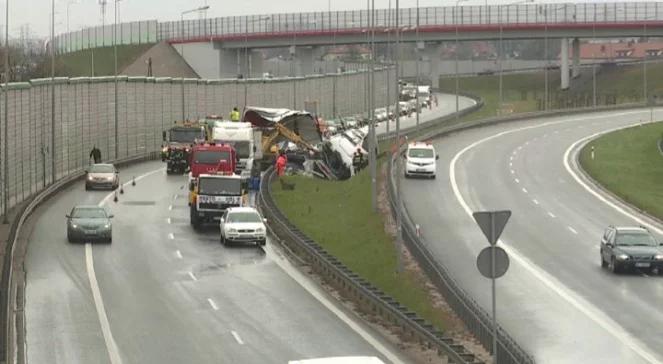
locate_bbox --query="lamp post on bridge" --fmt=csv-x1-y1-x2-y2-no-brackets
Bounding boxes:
243,16,271,108
179,5,210,120
454,0,468,122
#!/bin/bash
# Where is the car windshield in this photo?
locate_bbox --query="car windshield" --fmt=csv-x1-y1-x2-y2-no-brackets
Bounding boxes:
193,150,231,164
227,211,262,223
71,207,107,219
408,148,434,158
198,177,241,195
616,232,659,246
89,165,114,173
169,128,203,143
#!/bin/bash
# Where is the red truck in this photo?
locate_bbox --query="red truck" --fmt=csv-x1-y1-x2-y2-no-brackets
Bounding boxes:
189,143,237,179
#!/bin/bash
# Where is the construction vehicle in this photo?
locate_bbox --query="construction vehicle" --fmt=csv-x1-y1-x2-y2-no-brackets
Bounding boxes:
188,172,245,228
161,123,206,174
242,107,321,169
211,121,262,178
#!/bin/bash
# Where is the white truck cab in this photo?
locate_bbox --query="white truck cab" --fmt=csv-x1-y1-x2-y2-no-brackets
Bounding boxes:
404,141,438,179
212,121,262,178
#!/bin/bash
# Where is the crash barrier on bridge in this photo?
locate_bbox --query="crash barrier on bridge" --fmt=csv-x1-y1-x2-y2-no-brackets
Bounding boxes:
55,2,663,54
0,68,395,363
257,168,483,364
2,151,160,363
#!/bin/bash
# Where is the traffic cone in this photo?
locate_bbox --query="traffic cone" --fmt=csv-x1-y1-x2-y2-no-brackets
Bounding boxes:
113,192,118,203
132,177,136,186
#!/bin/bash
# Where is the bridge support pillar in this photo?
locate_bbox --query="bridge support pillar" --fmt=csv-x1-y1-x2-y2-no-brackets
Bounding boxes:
572,38,581,79
296,46,317,76
217,47,264,79
423,42,442,89
560,38,570,90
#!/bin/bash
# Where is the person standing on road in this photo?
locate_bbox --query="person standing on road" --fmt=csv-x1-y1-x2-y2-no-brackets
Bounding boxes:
275,151,287,177
89,145,102,164
434,94,438,108
230,107,241,122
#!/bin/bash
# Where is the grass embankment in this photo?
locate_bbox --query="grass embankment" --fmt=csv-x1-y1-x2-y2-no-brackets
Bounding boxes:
54,44,154,77
272,159,453,331
440,61,663,122
579,122,663,219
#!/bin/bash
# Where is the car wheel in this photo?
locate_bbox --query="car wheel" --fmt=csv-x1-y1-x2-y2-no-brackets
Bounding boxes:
259,239,266,246
431,175,436,180
404,172,409,179
85,184,90,191
220,234,226,246
107,237,112,244
601,255,607,268
609,257,621,274
67,234,73,243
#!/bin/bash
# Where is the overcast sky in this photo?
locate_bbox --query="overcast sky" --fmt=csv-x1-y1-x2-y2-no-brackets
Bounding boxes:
6,0,663,38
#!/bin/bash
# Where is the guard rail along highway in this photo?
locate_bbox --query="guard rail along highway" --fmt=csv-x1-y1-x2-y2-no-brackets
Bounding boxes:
0,67,393,363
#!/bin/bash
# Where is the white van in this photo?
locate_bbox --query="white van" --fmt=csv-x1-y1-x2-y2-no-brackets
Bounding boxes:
404,141,438,179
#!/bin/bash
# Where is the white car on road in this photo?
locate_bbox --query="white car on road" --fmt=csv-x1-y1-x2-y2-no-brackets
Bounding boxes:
219,207,267,246
404,141,438,179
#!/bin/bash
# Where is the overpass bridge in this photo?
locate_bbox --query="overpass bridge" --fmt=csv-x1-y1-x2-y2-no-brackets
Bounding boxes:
55,2,663,87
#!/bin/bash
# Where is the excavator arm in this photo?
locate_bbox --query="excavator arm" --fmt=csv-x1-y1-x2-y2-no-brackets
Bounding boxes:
263,123,317,153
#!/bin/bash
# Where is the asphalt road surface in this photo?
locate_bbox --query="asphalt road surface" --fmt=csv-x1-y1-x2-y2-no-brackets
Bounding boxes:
401,108,663,364
24,161,409,364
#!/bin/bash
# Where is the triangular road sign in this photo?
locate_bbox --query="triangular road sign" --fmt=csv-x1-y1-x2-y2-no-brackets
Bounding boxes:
472,210,511,245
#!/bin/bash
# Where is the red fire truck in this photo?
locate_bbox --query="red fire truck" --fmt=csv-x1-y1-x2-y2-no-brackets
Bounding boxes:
188,143,237,179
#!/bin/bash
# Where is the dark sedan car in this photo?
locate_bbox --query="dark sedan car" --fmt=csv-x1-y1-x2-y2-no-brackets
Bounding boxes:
85,163,119,190
600,226,663,274
66,205,114,243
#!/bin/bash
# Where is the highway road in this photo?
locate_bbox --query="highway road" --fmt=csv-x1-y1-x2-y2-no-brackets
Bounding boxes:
22,92,475,364
401,108,663,364
24,161,409,364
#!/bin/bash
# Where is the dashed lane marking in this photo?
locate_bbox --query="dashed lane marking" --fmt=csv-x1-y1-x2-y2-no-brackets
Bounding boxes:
231,331,245,345
207,298,219,311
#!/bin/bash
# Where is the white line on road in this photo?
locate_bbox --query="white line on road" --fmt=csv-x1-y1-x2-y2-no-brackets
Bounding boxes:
207,298,219,311
168,205,173,211
548,212,556,218
515,178,520,184
533,199,539,205
231,331,245,345
86,167,164,364
167,217,171,224
175,250,182,259
522,188,528,194
525,141,530,145
449,111,661,364
510,169,515,175
169,233,175,240
509,155,514,161
568,226,579,235
174,194,179,200
509,162,513,168
188,271,197,281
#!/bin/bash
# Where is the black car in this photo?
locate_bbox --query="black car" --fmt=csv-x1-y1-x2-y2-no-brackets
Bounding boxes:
600,226,663,274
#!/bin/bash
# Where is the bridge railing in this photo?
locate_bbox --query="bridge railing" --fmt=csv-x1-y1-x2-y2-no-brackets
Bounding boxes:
54,2,663,53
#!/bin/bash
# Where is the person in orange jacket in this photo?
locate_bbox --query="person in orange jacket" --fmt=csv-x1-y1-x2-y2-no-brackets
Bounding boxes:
275,151,287,177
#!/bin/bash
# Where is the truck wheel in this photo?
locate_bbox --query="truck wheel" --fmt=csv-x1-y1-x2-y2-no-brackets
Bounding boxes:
190,208,200,229
220,234,226,246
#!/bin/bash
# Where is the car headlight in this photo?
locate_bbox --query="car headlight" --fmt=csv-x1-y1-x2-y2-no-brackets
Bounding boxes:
71,224,78,229
616,254,630,261
228,228,237,233
104,224,111,229
256,227,265,233
87,175,93,180
655,254,663,260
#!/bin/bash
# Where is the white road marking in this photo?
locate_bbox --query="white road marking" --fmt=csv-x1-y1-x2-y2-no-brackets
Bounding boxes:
173,194,179,200
87,166,164,364
207,298,219,311
509,162,513,168
188,271,197,281
510,169,515,175
166,217,171,224
522,188,528,194
264,244,407,364
564,124,663,236
548,212,556,218
514,178,520,184
168,233,175,240
231,331,245,345
449,111,661,364
568,226,579,235
533,199,539,205
509,155,513,161
168,205,173,211
517,145,523,150
175,250,182,259
525,141,530,145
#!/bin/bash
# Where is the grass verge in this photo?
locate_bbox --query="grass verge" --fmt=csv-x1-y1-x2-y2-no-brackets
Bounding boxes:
579,121,663,220
271,157,454,331
53,44,155,77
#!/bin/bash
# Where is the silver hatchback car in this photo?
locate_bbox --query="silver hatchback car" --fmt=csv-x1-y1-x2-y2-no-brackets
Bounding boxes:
85,163,119,190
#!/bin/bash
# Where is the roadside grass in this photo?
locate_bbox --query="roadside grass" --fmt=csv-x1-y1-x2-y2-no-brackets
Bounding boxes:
440,61,663,123
54,44,154,77
272,158,454,331
579,121,663,220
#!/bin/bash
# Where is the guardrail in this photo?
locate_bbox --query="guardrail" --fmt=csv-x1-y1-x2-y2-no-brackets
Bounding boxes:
257,168,483,364
54,2,663,53
3,151,161,364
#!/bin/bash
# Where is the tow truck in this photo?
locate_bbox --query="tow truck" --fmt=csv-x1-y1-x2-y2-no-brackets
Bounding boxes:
161,123,206,174
188,171,244,228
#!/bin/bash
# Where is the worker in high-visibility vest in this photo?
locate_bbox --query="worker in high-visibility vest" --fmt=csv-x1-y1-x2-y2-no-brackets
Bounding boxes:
230,107,241,122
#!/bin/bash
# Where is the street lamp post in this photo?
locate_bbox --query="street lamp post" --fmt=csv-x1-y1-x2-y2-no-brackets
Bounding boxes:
455,0,468,121
2,0,9,222
499,0,533,116
394,0,403,274
51,0,56,184
415,0,420,132
180,5,211,120
114,0,120,159
243,16,270,107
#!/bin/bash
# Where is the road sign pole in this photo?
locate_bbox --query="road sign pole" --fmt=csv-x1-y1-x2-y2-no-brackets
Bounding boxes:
491,213,497,364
